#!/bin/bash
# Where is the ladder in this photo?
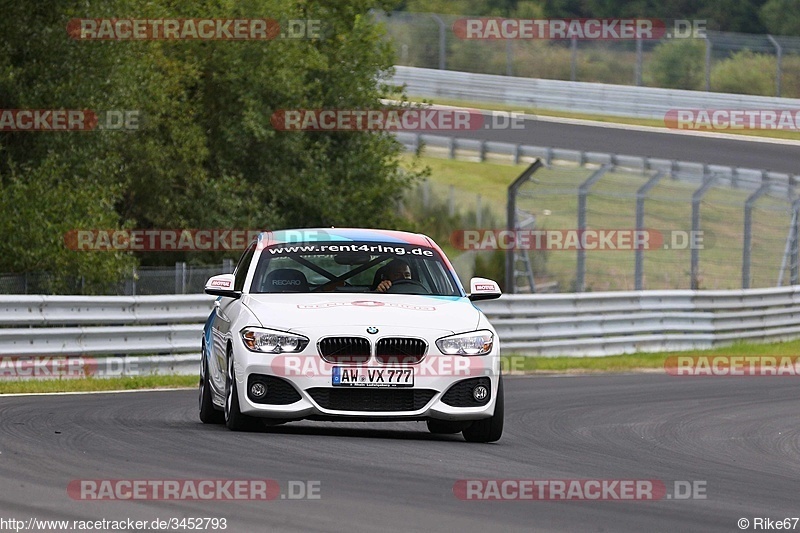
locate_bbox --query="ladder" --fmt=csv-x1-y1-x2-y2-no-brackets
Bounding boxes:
513,209,536,293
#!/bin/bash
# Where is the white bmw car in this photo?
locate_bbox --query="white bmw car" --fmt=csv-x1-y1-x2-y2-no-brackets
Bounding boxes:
199,228,504,442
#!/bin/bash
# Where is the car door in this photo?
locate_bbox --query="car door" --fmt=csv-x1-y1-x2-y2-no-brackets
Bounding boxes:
209,242,256,395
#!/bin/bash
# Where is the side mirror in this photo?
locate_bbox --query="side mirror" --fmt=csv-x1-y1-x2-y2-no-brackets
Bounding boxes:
468,277,502,301
204,274,241,299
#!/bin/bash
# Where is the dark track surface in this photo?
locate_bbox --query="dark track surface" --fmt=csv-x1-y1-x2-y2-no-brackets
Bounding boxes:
1,374,798,532
455,116,800,174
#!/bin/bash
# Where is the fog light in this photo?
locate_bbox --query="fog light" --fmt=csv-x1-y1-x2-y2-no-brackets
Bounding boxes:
472,384,488,402
250,381,267,399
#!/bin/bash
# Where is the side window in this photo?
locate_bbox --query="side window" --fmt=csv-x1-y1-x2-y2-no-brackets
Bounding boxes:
233,243,257,291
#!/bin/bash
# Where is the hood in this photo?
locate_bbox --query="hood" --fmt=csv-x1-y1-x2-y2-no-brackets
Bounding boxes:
241,293,480,335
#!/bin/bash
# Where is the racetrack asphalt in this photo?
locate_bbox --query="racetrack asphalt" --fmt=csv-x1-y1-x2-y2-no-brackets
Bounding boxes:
454,116,800,174
1,374,797,532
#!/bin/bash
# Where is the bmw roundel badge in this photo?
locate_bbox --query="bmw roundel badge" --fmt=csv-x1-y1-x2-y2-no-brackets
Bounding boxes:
366,327,379,334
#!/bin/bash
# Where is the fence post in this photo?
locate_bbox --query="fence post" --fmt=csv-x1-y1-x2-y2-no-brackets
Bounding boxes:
576,165,611,292
767,34,782,97
635,171,665,290
635,35,643,86
778,205,797,287
430,14,446,71
691,172,718,290
742,175,771,289
704,36,712,92
506,160,544,294
570,37,578,81
792,199,800,285
506,39,513,76
175,262,187,294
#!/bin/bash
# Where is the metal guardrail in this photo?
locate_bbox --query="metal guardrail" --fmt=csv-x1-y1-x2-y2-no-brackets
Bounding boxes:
0,296,214,373
392,66,800,120
1,289,800,377
478,287,800,355
0,294,214,326
395,131,798,194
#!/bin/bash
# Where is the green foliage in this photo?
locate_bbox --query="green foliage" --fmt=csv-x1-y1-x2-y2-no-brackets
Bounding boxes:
543,0,773,34
401,0,541,16
760,0,800,36
0,160,135,294
696,0,768,34
473,249,506,290
646,39,705,90
400,181,465,244
0,0,423,291
710,50,776,95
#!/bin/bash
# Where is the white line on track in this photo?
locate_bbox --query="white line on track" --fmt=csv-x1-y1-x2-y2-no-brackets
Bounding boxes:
0,387,194,397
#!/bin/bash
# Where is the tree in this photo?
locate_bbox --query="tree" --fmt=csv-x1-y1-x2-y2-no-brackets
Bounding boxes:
710,49,776,95
646,39,705,90
0,0,423,291
760,0,800,36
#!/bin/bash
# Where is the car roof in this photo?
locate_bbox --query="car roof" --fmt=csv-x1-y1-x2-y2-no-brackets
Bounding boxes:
258,228,434,248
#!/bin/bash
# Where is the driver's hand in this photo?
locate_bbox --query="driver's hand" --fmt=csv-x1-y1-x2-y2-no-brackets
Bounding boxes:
376,280,392,293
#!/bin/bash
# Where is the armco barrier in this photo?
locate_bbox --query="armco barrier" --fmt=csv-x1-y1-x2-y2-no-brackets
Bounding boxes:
0,295,214,378
392,66,800,120
1,288,799,377
478,287,800,355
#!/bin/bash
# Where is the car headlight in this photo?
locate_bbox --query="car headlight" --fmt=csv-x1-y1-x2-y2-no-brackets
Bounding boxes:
240,327,309,353
436,330,493,356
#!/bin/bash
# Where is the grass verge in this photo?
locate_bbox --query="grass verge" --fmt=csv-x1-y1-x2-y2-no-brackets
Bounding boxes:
0,375,196,394
502,339,800,374
4,339,800,394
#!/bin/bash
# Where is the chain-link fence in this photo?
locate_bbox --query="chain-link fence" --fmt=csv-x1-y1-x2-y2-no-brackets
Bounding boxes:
377,11,800,97
504,163,796,293
0,261,234,295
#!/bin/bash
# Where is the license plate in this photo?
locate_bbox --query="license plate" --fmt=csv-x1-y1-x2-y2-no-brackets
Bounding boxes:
332,367,414,387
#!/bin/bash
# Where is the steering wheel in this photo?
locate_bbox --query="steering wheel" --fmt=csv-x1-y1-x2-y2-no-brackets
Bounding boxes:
386,279,430,294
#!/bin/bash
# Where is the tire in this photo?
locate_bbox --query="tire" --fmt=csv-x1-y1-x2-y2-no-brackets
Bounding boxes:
224,349,261,431
426,419,471,434
462,376,504,443
199,348,224,424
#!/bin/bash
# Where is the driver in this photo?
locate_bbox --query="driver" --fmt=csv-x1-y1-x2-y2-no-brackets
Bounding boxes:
375,259,412,293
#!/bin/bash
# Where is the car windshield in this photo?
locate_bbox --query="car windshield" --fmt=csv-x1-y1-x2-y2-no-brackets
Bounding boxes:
250,241,462,296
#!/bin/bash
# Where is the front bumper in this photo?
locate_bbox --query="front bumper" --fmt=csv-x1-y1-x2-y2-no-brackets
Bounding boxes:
231,337,500,421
